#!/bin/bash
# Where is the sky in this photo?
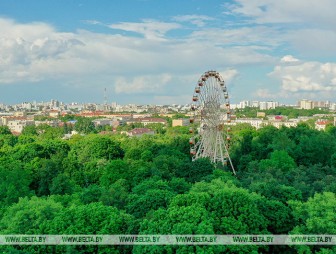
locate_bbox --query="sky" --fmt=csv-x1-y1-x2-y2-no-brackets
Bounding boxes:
1,0,336,105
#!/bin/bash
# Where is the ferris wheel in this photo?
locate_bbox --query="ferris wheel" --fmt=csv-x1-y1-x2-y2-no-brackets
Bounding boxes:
189,70,236,174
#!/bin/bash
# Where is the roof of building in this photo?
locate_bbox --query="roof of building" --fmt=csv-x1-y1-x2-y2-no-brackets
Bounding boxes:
127,117,167,123
316,121,330,125
127,128,154,135
99,131,115,135
1,116,28,120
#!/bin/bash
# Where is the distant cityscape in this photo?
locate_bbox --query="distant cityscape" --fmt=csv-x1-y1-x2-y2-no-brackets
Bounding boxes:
0,98,335,136
0,98,335,113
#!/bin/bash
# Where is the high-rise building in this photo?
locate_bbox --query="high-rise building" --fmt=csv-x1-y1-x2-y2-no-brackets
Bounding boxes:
239,100,251,109
314,101,330,109
299,99,313,109
259,102,267,110
259,101,278,110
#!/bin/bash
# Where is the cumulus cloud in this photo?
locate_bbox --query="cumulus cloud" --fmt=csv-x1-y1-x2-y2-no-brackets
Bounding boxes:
280,55,299,63
219,69,239,83
270,57,336,93
0,17,271,85
0,18,55,40
223,1,336,58
0,17,287,104
0,21,86,83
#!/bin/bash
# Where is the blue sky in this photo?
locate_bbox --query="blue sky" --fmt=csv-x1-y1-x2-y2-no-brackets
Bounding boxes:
1,0,336,105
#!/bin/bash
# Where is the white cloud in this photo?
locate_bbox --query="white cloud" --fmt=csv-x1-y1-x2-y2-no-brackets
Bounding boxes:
173,15,214,27
224,0,336,58
219,69,239,82
270,57,336,94
189,26,281,48
0,28,86,83
0,17,302,104
286,29,336,57
0,17,271,87
108,20,181,40
114,74,172,94
228,0,336,28
280,55,299,63
0,18,55,40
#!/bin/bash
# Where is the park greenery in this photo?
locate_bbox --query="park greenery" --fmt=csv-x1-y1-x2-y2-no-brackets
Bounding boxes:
234,106,331,119
0,115,336,253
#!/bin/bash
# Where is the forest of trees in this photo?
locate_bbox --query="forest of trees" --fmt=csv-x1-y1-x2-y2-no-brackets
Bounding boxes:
234,107,331,119
0,119,335,253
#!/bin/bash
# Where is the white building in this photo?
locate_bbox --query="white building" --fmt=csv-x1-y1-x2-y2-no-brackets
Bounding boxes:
282,121,298,128
330,103,336,111
7,120,35,133
299,99,313,110
49,110,60,118
230,104,239,109
235,118,265,129
315,120,329,131
239,101,251,109
35,120,60,127
270,121,297,129
260,101,279,110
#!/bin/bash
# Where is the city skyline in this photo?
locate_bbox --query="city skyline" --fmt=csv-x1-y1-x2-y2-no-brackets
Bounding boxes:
1,0,336,105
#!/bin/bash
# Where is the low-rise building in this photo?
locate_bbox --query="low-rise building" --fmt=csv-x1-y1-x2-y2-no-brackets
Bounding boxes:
93,118,113,127
49,110,60,118
35,120,60,127
270,120,297,129
267,115,287,121
172,118,190,127
62,130,79,140
124,128,155,137
282,121,298,128
315,120,331,131
126,117,167,126
14,111,27,117
7,120,35,133
257,112,266,118
235,118,265,129
1,116,27,126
